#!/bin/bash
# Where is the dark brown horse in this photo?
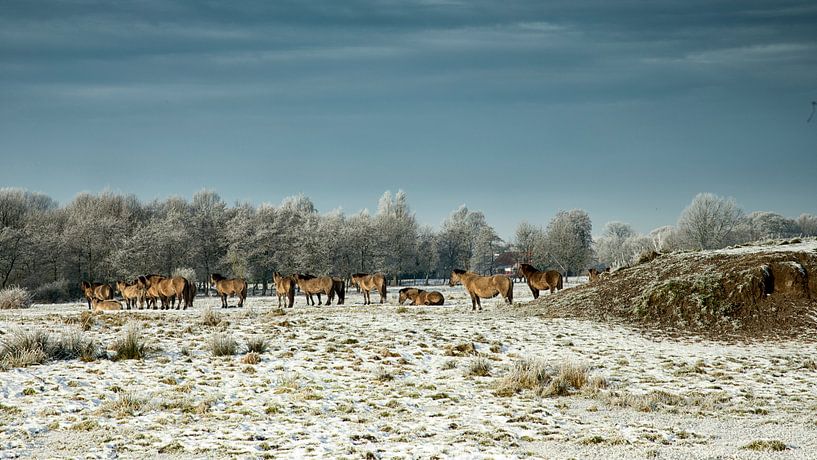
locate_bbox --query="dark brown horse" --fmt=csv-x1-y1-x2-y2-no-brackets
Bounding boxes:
332,277,346,305
210,273,247,308
293,274,336,306
350,273,387,305
449,269,513,311
80,281,113,310
517,263,562,298
273,272,296,308
398,288,444,306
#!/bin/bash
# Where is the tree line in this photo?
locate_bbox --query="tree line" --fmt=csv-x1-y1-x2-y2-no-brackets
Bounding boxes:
1,188,814,302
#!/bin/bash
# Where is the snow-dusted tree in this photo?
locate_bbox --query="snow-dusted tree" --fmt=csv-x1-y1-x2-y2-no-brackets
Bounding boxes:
413,225,439,281
544,209,593,276
513,221,543,265
223,202,257,280
743,211,799,241
594,221,636,268
347,210,375,273
374,190,418,283
649,225,681,252
470,225,503,274
677,193,744,250
190,190,228,280
0,189,58,288
797,213,817,237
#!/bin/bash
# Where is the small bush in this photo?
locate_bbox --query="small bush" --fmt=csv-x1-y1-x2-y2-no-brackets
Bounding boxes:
102,393,150,416
245,336,269,354
495,358,596,398
33,280,71,303
209,333,237,357
0,329,51,369
0,286,32,310
741,440,788,452
242,352,261,364
466,357,492,377
200,308,222,327
444,342,477,357
110,326,146,361
53,330,100,362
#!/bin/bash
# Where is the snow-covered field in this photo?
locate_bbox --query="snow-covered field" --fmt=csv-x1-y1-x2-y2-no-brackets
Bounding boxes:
2,281,816,459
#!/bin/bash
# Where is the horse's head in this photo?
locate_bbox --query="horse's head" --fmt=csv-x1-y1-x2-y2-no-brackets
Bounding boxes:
398,288,410,304
449,270,462,286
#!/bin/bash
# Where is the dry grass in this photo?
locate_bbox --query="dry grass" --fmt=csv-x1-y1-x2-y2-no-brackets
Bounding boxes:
209,333,237,357
245,336,269,354
466,357,492,377
495,358,599,397
200,308,222,327
242,351,261,364
0,286,32,310
741,440,788,451
101,393,150,417
444,342,477,357
110,326,147,361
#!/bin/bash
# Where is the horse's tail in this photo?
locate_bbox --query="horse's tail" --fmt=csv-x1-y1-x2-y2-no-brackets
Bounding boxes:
507,277,514,304
379,277,387,300
558,273,564,290
240,280,248,300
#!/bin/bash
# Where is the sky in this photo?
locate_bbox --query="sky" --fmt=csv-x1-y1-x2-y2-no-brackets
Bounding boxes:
1,0,816,239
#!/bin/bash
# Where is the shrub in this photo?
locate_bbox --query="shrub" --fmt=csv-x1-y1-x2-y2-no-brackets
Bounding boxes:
0,329,51,369
242,352,261,364
209,333,237,357
33,280,72,303
110,326,146,361
200,308,222,327
0,286,32,310
495,358,596,397
466,357,492,377
172,267,197,284
54,330,100,362
245,336,269,354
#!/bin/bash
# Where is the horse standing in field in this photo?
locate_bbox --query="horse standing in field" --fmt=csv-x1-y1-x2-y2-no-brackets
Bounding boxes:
115,279,145,310
517,263,562,298
449,269,513,311
350,273,387,305
398,288,444,306
332,278,346,305
273,272,296,308
210,273,247,308
80,281,113,310
293,274,336,306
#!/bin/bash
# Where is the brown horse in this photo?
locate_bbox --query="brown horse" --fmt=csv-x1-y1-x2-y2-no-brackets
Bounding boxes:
517,263,562,299
273,272,296,308
80,281,113,310
210,273,247,308
156,276,190,310
115,280,145,310
293,274,336,306
449,269,513,311
91,298,122,312
588,267,610,283
351,273,387,305
398,288,444,306
332,277,346,305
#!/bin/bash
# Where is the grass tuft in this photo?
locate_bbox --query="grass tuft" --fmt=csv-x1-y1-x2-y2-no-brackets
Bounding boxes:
110,326,147,361
0,286,32,310
209,333,237,357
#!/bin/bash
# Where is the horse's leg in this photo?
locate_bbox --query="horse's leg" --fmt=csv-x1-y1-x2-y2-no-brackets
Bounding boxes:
531,284,539,299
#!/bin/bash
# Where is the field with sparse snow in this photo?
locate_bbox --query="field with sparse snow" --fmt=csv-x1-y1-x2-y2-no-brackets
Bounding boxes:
2,280,817,459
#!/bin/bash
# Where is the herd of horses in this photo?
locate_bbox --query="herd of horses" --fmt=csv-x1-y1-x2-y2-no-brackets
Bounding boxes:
80,264,573,313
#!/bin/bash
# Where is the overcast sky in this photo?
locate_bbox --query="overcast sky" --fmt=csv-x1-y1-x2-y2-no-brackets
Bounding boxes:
1,0,816,239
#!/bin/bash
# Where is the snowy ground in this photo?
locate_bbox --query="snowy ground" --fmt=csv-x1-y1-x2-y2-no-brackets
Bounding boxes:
2,280,816,459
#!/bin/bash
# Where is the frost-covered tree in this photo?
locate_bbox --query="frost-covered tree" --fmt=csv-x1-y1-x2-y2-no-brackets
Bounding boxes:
649,225,681,252
470,225,503,274
797,213,817,237
544,209,593,276
743,211,799,241
594,221,637,268
190,190,228,280
437,205,492,273
677,193,744,250
374,190,418,283
513,221,545,265
413,225,439,281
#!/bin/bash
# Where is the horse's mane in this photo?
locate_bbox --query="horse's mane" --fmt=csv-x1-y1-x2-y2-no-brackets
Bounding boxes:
452,269,467,275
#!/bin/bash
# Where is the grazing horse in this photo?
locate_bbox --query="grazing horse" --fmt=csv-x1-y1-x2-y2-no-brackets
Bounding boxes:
517,263,563,299
350,273,387,305
210,273,247,308
273,272,296,308
398,288,444,306
115,280,145,310
449,269,513,311
91,298,122,312
293,274,336,306
80,281,113,310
